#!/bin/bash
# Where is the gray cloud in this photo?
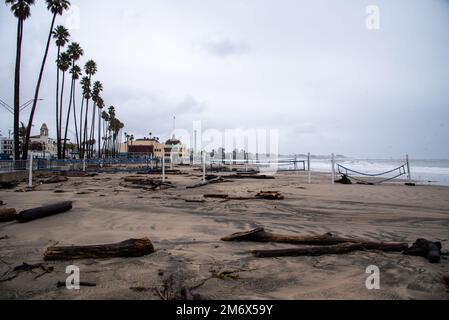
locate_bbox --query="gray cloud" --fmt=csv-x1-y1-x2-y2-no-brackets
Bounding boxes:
197,38,250,57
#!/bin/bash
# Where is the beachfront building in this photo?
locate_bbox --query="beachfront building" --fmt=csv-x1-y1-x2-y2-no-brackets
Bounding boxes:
164,136,189,163
120,138,165,159
0,136,13,159
29,123,57,159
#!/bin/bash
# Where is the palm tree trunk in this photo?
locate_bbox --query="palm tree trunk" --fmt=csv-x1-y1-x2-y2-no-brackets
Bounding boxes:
62,78,74,158
58,70,66,159
23,13,58,160
89,104,96,158
13,19,23,161
55,46,61,159
98,109,101,159
83,98,90,158
71,75,80,154
79,95,85,158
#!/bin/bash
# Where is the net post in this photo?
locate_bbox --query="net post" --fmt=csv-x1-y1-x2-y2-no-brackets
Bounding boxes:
28,155,33,188
82,154,86,172
308,152,311,184
162,152,166,182
406,154,412,182
202,151,206,183
331,153,335,185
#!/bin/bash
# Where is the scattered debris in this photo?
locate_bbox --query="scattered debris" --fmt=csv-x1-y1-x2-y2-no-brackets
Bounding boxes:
44,237,155,261
405,183,416,187
335,175,352,185
0,235,9,240
0,181,19,189
0,200,3,206
256,191,284,200
403,239,442,263
184,199,206,203
226,174,275,180
130,286,152,293
0,262,54,282
0,208,17,223
40,176,68,184
16,201,73,223
64,172,98,178
443,275,449,288
121,176,174,191
57,281,96,288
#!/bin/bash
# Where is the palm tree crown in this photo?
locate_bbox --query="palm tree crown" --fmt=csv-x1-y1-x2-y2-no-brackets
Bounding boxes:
70,64,82,80
5,0,35,19
67,42,83,62
52,25,70,47
57,51,71,72
84,60,97,76
46,0,70,15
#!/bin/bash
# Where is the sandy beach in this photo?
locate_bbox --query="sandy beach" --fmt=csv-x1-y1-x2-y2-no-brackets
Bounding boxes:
1,168,448,300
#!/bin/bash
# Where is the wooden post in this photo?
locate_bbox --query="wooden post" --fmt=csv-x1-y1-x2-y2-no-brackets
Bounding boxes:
202,151,206,183
331,153,335,185
229,153,233,171
82,154,86,172
28,156,33,188
162,152,166,182
406,154,412,182
308,152,311,184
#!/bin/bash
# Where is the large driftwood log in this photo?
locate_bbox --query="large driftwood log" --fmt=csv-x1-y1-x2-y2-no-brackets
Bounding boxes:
16,201,73,223
0,208,17,223
44,237,155,261
252,242,409,258
222,228,365,245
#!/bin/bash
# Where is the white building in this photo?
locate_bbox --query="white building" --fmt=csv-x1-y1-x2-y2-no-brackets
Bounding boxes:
29,123,58,158
0,136,13,159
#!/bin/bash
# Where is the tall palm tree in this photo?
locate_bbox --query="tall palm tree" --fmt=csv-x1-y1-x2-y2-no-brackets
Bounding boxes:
62,63,81,158
101,110,109,157
89,81,102,157
52,25,69,158
5,0,35,160
82,60,97,158
23,0,71,160
66,42,83,152
97,97,105,158
56,51,70,158
79,76,91,158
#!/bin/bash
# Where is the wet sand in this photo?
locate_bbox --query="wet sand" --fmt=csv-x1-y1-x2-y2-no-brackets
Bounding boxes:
1,168,448,300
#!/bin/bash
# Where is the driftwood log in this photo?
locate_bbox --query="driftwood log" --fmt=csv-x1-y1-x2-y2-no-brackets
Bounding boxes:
41,176,68,184
256,191,284,200
44,237,155,261
403,239,442,263
0,208,17,222
226,174,275,180
16,201,73,223
252,242,409,258
222,228,366,245
186,176,227,189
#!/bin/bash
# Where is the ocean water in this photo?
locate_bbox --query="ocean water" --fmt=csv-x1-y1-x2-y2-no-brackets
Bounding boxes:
303,158,449,186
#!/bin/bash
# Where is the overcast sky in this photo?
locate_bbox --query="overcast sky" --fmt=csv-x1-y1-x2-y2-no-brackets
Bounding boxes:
1,0,449,158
